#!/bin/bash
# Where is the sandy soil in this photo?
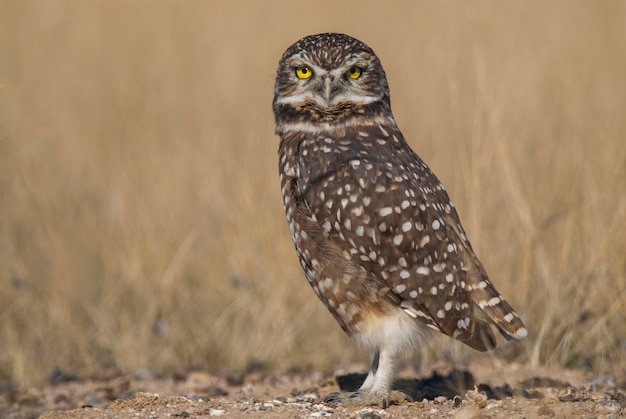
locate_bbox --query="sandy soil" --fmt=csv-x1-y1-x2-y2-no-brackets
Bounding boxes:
2,360,624,418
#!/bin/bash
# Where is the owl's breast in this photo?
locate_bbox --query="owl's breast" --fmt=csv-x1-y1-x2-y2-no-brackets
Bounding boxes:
278,133,400,334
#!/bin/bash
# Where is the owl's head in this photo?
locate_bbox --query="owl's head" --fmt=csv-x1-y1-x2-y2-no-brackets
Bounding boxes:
273,33,392,131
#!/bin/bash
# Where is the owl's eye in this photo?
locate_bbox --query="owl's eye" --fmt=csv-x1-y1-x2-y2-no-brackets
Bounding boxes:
346,66,362,79
295,66,313,79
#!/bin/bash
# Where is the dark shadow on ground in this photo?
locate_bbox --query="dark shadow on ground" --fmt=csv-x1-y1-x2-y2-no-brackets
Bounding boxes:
336,370,544,402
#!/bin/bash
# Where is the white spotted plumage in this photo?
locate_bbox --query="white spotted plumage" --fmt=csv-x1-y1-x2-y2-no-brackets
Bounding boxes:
274,33,527,406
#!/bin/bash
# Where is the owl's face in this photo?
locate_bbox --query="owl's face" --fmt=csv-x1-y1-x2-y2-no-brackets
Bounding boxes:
273,33,391,127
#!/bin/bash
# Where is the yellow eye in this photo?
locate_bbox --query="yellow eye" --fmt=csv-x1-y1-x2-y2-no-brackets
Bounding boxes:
295,66,313,79
346,66,362,79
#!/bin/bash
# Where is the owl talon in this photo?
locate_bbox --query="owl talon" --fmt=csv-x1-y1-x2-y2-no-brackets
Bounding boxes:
322,391,344,403
348,390,364,399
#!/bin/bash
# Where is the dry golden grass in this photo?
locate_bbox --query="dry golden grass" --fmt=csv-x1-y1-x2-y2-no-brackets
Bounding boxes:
1,1,625,385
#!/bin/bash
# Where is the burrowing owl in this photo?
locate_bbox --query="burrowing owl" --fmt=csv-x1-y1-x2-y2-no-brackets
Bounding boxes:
273,33,527,407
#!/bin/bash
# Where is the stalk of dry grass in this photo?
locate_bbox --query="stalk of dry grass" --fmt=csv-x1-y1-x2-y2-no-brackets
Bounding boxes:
0,0,625,385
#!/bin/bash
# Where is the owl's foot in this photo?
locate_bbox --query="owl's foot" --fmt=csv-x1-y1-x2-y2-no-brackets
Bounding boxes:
323,390,407,408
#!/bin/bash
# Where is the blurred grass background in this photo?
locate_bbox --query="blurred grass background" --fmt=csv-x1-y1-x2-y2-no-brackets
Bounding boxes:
1,0,625,386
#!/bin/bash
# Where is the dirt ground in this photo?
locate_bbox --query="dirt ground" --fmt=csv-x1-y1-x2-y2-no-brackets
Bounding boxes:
2,359,624,419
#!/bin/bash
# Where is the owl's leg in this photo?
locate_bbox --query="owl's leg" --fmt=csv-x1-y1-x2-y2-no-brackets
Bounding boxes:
324,348,405,408
360,348,394,401
357,349,380,393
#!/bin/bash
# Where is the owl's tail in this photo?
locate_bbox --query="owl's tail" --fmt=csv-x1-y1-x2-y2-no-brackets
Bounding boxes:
471,279,528,343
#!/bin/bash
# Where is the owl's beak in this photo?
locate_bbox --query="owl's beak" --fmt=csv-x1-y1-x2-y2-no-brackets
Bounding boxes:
323,76,332,103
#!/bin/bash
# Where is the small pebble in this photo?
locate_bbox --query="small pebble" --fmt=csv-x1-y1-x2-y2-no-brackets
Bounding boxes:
537,405,555,416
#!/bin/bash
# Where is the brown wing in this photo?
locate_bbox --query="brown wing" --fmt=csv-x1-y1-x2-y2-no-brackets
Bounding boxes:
296,123,526,349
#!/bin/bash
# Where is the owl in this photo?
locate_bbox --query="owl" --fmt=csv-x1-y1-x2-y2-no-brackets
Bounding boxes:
273,33,527,407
